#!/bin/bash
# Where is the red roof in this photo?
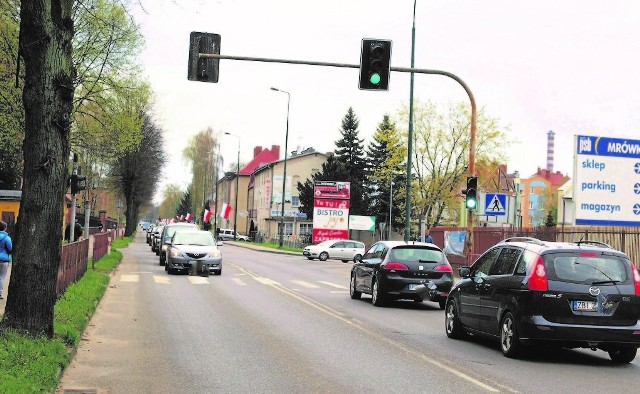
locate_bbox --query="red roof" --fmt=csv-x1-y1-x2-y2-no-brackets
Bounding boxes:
531,167,568,187
239,146,280,176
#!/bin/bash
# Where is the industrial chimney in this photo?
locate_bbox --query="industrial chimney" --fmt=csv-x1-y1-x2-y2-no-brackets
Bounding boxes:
546,130,555,172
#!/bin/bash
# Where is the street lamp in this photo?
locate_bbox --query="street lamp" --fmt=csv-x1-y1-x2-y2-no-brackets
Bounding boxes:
271,87,290,248
224,132,240,241
404,0,417,241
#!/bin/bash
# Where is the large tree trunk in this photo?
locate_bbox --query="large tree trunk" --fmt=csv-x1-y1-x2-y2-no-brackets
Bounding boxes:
1,0,74,337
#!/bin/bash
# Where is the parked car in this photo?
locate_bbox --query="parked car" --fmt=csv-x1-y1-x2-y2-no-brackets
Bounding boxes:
303,240,365,263
151,224,165,254
146,224,156,245
350,241,453,308
166,230,222,275
444,237,640,363
217,228,250,241
159,222,198,265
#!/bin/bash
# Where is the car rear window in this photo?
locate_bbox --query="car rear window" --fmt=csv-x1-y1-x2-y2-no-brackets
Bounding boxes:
543,252,629,284
390,246,444,263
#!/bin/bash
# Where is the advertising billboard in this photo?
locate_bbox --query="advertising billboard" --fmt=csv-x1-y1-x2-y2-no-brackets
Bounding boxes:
312,182,350,243
573,135,640,226
313,181,351,200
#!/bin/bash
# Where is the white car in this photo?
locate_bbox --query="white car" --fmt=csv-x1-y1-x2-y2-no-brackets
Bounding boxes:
303,240,366,263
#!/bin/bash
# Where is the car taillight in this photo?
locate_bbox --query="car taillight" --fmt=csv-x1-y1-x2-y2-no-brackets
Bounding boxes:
383,262,409,271
629,261,640,296
527,256,548,291
433,264,453,272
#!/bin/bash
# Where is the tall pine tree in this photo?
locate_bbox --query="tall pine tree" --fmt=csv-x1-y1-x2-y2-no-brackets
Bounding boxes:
334,107,369,215
366,115,407,237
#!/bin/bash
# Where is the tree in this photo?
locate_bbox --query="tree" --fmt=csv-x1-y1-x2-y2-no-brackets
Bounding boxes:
175,184,193,218
400,100,509,229
110,114,166,236
182,128,218,216
544,207,557,228
334,107,369,216
366,115,406,237
1,0,76,337
158,183,184,219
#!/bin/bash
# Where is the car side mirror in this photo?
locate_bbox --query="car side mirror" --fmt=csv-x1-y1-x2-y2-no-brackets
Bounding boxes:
354,255,362,263
459,266,471,278
164,237,172,244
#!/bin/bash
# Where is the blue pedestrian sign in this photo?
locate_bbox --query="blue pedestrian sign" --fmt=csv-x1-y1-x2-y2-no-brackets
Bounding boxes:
484,193,507,216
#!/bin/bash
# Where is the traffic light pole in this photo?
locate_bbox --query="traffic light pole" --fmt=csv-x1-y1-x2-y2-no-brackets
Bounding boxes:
199,53,477,261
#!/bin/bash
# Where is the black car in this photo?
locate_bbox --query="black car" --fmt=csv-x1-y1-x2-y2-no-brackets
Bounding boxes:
151,224,165,254
445,237,640,363
350,241,454,308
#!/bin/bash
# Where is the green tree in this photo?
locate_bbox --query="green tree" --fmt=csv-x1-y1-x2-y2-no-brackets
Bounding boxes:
159,184,184,220
334,107,369,216
401,100,509,229
175,184,193,218
1,0,76,337
366,115,407,237
182,128,218,216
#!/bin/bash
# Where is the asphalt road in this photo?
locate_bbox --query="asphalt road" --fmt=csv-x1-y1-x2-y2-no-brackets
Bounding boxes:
56,233,639,393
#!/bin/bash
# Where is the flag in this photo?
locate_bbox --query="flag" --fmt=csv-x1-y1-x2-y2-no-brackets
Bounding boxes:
179,214,185,221
185,213,193,222
203,209,212,223
220,203,231,220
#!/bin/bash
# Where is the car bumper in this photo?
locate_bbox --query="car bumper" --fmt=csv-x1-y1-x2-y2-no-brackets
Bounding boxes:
380,274,453,301
167,258,222,272
519,315,640,347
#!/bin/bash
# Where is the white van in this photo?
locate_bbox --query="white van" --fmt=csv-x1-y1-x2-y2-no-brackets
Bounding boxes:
218,228,250,241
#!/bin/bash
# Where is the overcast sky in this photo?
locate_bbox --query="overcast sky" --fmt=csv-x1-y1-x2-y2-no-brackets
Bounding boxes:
131,0,640,203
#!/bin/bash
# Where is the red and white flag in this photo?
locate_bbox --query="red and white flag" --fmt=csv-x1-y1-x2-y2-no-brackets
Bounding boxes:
179,214,185,221
203,209,212,223
220,203,231,220
185,213,193,222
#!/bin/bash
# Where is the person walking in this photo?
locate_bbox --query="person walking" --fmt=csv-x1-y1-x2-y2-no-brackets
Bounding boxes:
424,229,434,244
0,220,13,300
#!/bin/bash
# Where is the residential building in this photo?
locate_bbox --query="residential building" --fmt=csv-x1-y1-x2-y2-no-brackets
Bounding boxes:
519,167,569,227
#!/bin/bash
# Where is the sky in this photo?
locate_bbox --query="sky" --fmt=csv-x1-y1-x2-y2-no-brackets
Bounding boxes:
130,0,640,204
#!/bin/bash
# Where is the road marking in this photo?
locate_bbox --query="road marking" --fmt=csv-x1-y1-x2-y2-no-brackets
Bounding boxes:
230,263,512,393
120,275,139,282
153,276,170,284
187,276,210,285
318,281,347,289
232,278,247,286
291,280,319,289
330,290,349,294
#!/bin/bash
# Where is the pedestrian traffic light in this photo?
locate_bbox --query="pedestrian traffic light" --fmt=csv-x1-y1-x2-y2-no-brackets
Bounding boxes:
188,32,221,83
359,39,392,91
70,174,87,194
465,176,478,210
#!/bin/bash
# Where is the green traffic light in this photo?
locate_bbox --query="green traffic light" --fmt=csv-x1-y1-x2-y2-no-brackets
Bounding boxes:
466,199,477,209
369,73,381,85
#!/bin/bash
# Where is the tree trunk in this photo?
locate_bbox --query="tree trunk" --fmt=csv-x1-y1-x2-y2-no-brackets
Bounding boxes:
1,0,75,337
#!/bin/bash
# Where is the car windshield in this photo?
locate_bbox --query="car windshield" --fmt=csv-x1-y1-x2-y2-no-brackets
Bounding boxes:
544,253,629,284
389,246,444,264
167,225,195,237
173,232,215,246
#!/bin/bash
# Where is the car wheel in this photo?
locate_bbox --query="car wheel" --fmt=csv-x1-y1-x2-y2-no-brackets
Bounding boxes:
445,299,466,339
608,348,637,363
500,312,522,358
350,273,361,300
159,257,165,266
319,252,329,261
371,278,385,307
438,299,446,310
306,257,314,260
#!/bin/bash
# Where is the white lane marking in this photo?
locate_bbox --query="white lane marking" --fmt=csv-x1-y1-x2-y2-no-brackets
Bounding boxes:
153,276,171,284
232,278,247,286
187,276,210,285
318,281,348,289
291,280,319,289
330,290,349,294
120,275,139,282
254,277,281,286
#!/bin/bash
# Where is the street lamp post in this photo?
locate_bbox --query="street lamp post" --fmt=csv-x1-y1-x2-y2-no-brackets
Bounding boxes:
271,87,290,248
404,0,417,241
224,132,240,241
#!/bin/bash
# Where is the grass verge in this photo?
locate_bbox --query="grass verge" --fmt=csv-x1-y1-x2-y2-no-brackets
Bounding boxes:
256,241,304,253
0,235,132,393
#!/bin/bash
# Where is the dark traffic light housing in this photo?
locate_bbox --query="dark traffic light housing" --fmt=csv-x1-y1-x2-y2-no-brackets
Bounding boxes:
70,174,86,194
359,39,391,90
188,32,221,83
464,176,478,210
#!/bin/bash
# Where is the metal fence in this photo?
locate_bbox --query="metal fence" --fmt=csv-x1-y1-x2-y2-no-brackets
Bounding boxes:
57,238,89,295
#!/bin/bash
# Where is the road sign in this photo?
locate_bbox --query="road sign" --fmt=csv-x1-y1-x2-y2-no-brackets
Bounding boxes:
484,193,507,216
349,215,376,231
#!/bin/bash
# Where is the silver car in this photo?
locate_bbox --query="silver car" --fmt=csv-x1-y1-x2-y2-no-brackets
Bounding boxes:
303,239,366,263
166,230,222,275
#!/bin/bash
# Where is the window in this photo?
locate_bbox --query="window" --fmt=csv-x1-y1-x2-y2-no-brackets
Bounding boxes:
472,248,500,278
291,196,300,207
299,223,312,235
529,202,534,209
285,223,293,235
530,186,535,194
515,249,537,276
490,247,522,275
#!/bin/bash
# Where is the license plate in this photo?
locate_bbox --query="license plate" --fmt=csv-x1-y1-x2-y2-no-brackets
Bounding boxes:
572,300,597,312
408,284,417,291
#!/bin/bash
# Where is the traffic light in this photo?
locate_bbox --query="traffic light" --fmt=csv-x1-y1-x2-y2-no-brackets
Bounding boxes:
188,32,221,83
70,174,86,194
359,39,392,90
465,176,478,210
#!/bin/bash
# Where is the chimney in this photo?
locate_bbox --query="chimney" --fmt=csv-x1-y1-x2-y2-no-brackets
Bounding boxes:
253,146,263,158
546,130,555,172
271,145,280,160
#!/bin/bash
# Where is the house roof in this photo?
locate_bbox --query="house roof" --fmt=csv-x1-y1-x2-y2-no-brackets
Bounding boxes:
238,146,280,176
530,167,569,187
0,190,21,200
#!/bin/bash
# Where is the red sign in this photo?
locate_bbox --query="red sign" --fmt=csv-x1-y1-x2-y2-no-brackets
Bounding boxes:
312,228,349,243
314,181,350,199
313,199,350,209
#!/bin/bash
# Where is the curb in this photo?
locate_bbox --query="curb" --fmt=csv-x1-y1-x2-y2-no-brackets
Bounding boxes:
221,241,302,256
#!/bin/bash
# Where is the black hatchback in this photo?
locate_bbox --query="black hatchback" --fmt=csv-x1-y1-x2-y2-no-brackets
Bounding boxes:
444,237,640,363
350,241,454,308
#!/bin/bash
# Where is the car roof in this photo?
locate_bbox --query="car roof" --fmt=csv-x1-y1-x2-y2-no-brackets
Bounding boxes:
496,237,629,258
373,240,443,250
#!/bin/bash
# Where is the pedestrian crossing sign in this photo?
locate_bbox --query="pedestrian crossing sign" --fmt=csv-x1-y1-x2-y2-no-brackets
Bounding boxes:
484,193,506,216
